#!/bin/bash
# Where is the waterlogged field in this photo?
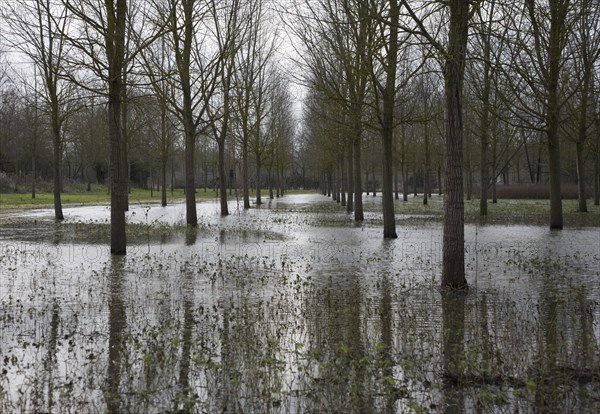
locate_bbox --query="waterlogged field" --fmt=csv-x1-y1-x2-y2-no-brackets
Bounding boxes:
0,194,599,413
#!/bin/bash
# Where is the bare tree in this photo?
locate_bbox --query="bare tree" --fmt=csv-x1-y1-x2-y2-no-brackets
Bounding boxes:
367,0,401,238
163,0,216,223
402,0,475,289
566,0,600,212
502,0,574,229
232,0,275,209
290,0,371,222
61,0,130,253
2,0,78,220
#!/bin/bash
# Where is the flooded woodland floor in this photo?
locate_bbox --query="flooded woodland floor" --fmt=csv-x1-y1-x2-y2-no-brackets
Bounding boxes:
0,194,599,413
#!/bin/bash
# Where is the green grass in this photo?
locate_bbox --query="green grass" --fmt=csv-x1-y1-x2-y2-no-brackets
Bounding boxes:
0,185,319,208
318,194,600,227
1,185,202,208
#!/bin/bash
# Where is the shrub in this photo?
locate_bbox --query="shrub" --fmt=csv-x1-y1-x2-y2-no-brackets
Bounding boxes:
494,184,589,200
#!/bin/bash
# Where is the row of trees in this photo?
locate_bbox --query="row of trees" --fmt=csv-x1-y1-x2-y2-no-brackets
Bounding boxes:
293,0,600,288
3,0,600,288
1,0,296,253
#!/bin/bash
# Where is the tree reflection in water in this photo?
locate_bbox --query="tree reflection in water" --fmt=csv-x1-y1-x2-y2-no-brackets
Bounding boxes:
104,257,126,413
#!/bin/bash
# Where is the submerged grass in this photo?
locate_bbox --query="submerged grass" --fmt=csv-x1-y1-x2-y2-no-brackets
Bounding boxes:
0,242,598,413
301,194,600,227
0,192,599,412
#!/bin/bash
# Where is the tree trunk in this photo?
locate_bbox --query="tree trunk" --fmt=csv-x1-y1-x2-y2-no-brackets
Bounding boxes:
424,122,430,205
394,168,399,200
437,164,442,195
544,0,565,229
402,167,409,201
382,122,396,237
401,123,408,201
479,0,494,216
340,152,346,206
413,167,418,197
524,138,536,183
594,153,599,206
347,145,354,212
333,170,338,202
256,161,262,205
171,161,174,195
268,167,274,200
161,159,167,207
103,0,127,255
423,168,429,205
546,104,563,228
219,139,229,215
353,128,364,221
492,138,498,204
441,0,468,290
184,125,197,224
31,152,36,199
243,140,250,208
108,76,127,254
52,118,63,220
575,141,587,212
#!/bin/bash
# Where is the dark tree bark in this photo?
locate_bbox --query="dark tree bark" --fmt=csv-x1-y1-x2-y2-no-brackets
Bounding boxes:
478,0,496,216
423,123,430,205
243,140,250,208
441,0,469,289
594,154,599,206
401,124,409,201
219,139,229,214
545,2,565,229
173,0,199,225
106,0,128,254
380,0,399,238
347,145,354,212
575,141,587,212
353,126,364,221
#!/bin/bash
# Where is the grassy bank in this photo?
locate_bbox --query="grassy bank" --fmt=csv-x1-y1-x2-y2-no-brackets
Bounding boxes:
0,186,318,208
0,185,205,208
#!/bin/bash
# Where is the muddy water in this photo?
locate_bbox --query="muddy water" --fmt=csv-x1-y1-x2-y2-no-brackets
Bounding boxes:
0,194,599,413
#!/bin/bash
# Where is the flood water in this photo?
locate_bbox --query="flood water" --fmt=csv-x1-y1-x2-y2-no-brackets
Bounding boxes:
1,194,599,413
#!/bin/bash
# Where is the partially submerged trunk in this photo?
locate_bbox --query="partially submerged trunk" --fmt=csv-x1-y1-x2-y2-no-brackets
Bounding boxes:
51,110,63,220
256,161,262,205
353,128,364,221
347,145,354,212
594,154,599,206
243,140,250,209
575,141,587,212
441,0,468,290
161,160,167,207
219,139,229,215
